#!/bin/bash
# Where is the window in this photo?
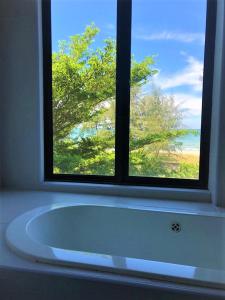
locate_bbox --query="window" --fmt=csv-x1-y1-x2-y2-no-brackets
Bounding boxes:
43,0,216,188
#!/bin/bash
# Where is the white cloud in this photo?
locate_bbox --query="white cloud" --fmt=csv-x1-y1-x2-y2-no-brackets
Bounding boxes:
172,93,202,116
135,30,205,123
155,56,203,92
144,54,204,128
136,31,205,44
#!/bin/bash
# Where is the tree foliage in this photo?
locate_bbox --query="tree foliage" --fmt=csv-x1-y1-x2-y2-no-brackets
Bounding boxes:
52,24,199,179
52,24,156,142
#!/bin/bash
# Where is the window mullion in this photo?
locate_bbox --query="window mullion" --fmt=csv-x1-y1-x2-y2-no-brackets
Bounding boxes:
115,0,132,182
43,0,54,179
198,0,217,187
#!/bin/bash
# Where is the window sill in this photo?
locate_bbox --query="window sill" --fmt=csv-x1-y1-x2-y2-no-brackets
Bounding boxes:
40,181,211,203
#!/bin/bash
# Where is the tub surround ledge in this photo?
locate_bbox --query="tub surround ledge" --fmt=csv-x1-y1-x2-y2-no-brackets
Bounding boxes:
0,190,225,299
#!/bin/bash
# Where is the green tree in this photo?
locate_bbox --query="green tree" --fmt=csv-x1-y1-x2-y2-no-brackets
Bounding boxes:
129,88,197,177
52,24,156,142
52,24,198,178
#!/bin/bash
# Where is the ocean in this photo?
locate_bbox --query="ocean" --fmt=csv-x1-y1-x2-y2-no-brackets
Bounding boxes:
174,130,200,152
71,128,201,152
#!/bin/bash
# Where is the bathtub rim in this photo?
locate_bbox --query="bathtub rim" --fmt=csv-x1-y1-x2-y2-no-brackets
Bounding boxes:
5,202,225,290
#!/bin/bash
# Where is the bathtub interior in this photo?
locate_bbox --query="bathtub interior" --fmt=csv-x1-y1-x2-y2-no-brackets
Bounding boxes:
27,205,225,270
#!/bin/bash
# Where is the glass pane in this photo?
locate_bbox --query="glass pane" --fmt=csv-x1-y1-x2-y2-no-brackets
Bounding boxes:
129,0,207,179
51,0,117,175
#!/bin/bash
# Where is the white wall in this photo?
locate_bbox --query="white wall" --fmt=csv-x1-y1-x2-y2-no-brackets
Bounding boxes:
209,0,225,206
0,0,41,189
0,61,2,187
0,90,2,188
0,0,225,205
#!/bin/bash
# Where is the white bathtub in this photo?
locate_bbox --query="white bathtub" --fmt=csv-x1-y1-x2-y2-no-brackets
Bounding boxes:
6,203,225,289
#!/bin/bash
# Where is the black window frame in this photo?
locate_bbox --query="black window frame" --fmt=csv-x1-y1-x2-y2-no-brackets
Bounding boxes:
43,0,217,189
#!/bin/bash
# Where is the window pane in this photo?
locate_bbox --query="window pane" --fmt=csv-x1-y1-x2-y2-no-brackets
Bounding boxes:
51,0,117,175
129,0,207,179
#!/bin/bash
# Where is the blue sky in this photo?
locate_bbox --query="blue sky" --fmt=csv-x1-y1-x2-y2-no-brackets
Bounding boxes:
52,0,207,129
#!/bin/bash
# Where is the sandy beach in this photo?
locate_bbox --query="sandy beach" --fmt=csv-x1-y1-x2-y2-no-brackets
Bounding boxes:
160,150,199,164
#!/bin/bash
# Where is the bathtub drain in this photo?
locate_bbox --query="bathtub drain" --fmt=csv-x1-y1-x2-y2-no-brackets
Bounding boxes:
171,223,181,232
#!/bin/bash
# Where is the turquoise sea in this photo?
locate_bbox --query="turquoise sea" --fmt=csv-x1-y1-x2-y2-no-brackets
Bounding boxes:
71,128,201,152
174,130,200,152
